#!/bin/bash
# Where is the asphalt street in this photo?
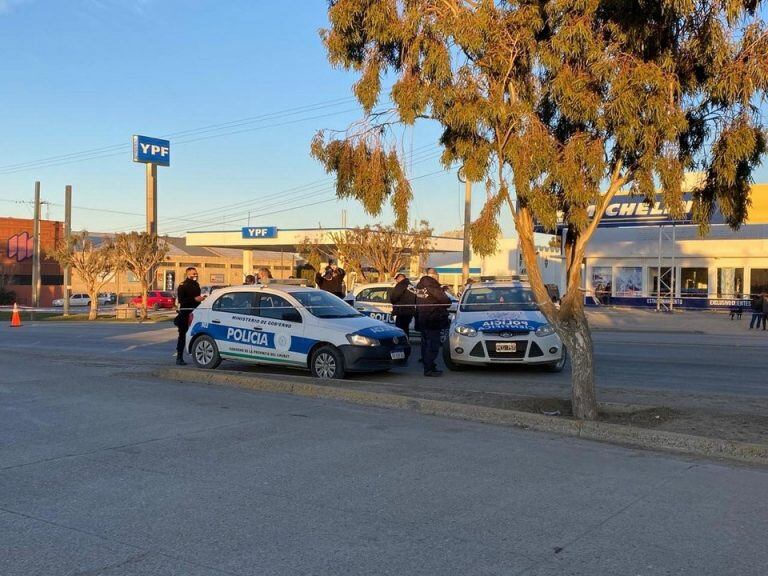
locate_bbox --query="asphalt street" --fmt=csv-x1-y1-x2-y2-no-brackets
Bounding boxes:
1,349,767,576
3,320,768,399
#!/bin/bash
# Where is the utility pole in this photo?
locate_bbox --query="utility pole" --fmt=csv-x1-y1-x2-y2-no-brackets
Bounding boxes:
146,163,158,236
63,185,72,316
31,181,42,310
462,178,472,285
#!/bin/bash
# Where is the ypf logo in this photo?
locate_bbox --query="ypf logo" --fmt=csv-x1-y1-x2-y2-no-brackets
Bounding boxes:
7,232,34,262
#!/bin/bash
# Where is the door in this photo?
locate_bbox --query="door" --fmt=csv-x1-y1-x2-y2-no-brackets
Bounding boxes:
254,293,306,366
208,291,259,359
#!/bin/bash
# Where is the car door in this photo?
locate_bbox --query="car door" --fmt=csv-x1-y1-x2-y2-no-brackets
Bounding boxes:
353,287,395,325
254,293,306,367
208,291,259,360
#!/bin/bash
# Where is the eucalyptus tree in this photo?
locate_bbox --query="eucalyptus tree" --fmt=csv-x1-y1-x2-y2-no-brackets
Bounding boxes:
312,0,768,419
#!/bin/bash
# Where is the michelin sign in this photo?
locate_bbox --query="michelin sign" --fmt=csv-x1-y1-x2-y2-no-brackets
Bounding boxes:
132,135,170,167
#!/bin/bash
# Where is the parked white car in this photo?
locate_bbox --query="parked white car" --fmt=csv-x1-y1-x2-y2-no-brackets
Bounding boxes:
185,285,411,379
52,293,110,307
444,281,566,371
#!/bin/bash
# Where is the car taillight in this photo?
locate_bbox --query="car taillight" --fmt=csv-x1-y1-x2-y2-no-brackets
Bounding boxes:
188,313,194,326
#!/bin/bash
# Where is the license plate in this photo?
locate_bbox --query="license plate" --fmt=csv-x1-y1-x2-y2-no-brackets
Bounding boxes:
390,350,406,360
495,342,517,353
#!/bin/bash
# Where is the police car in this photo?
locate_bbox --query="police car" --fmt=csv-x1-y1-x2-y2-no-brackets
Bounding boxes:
345,282,458,329
185,284,410,379
443,281,566,371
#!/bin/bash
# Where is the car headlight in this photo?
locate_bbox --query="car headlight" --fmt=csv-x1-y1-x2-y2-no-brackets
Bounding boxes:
346,334,379,347
535,324,556,337
454,324,478,337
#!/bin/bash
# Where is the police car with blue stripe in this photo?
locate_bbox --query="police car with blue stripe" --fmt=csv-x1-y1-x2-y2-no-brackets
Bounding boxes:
444,281,566,371
186,285,410,379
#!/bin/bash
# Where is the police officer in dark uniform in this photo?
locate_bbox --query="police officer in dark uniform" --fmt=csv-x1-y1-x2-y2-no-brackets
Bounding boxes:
389,273,416,338
175,267,205,365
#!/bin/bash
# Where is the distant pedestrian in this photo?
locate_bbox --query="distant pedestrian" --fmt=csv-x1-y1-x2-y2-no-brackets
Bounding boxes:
415,269,451,377
315,262,346,298
389,273,416,338
749,294,762,329
175,267,205,365
257,267,273,285
762,293,768,331
244,274,256,285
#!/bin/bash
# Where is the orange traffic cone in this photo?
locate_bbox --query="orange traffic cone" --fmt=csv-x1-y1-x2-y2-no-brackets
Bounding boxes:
10,303,22,327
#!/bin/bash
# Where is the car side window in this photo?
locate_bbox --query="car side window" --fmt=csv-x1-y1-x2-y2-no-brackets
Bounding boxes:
358,288,390,303
212,292,257,314
258,294,302,323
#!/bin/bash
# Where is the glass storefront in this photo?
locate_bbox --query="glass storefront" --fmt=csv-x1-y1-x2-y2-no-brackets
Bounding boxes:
717,268,744,298
649,267,674,296
591,267,612,304
751,269,768,295
680,268,708,296
614,267,642,296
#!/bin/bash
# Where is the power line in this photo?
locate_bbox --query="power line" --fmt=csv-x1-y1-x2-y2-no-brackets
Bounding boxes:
0,97,358,174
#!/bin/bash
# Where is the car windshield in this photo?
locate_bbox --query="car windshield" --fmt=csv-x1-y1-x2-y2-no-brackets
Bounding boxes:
292,291,361,318
460,286,539,312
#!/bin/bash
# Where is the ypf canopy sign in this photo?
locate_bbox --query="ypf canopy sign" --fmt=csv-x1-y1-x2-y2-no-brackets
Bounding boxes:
132,135,170,166
242,227,278,239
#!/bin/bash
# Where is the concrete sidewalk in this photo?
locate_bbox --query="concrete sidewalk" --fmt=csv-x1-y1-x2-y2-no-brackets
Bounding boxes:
586,306,765,335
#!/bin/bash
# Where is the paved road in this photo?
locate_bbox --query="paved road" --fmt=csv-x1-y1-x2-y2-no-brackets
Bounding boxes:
1,351,766,576
3,321,768,400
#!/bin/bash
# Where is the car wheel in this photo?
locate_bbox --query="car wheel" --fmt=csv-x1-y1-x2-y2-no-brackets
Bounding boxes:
443,341,466,371
191,335,222,369
151,303,160,311
310,345,345,379
544,346,567,373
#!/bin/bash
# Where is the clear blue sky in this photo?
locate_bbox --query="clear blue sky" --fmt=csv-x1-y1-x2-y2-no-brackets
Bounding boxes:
0,0,765,237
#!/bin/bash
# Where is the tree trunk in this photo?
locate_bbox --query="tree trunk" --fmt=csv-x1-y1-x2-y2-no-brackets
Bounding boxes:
557,305,598,420
88,296,98,321
140,286,148,321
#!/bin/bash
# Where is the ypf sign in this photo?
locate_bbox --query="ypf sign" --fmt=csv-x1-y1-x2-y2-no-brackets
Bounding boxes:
132,135,170,167
242,227,278,239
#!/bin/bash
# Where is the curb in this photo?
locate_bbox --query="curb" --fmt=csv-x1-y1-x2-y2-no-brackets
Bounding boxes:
155,367,768,466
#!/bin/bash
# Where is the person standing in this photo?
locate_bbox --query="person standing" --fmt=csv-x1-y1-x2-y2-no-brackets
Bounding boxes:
257,267,273,285
315,262,346,298
175,267,205,365
415,270,451,377
749,293,763,329
389,273,416,338
762,292,768,331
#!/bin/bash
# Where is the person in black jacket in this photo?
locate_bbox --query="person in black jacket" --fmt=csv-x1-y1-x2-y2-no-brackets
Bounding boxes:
315,262,346,298
749,294,763,329
175,267,206,365
389,273,416,338
415,271,451,377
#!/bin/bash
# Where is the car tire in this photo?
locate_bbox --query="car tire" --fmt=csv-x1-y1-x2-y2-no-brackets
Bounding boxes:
151,303,160,311
310,345,345,379
191,335,222,369
544,346,567,373
443,341,466,371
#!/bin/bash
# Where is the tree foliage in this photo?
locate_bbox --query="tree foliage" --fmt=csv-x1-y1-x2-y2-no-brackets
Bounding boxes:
51,231,116,320
316,0,768,419
113,232,169,320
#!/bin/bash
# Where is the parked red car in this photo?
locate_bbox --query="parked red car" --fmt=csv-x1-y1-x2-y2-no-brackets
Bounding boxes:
130,291,176,310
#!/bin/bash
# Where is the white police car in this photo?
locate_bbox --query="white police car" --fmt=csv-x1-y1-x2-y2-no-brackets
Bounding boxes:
444,281,566,371
185,284,410,379
345,282,458,329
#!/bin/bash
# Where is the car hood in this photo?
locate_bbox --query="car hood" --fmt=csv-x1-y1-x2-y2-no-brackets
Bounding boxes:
454,310,549,332
311,314,406,339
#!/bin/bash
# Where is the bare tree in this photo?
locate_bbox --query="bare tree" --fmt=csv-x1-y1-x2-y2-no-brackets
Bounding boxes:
329,222,433,282
51,232,116,320
113,232,170,320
